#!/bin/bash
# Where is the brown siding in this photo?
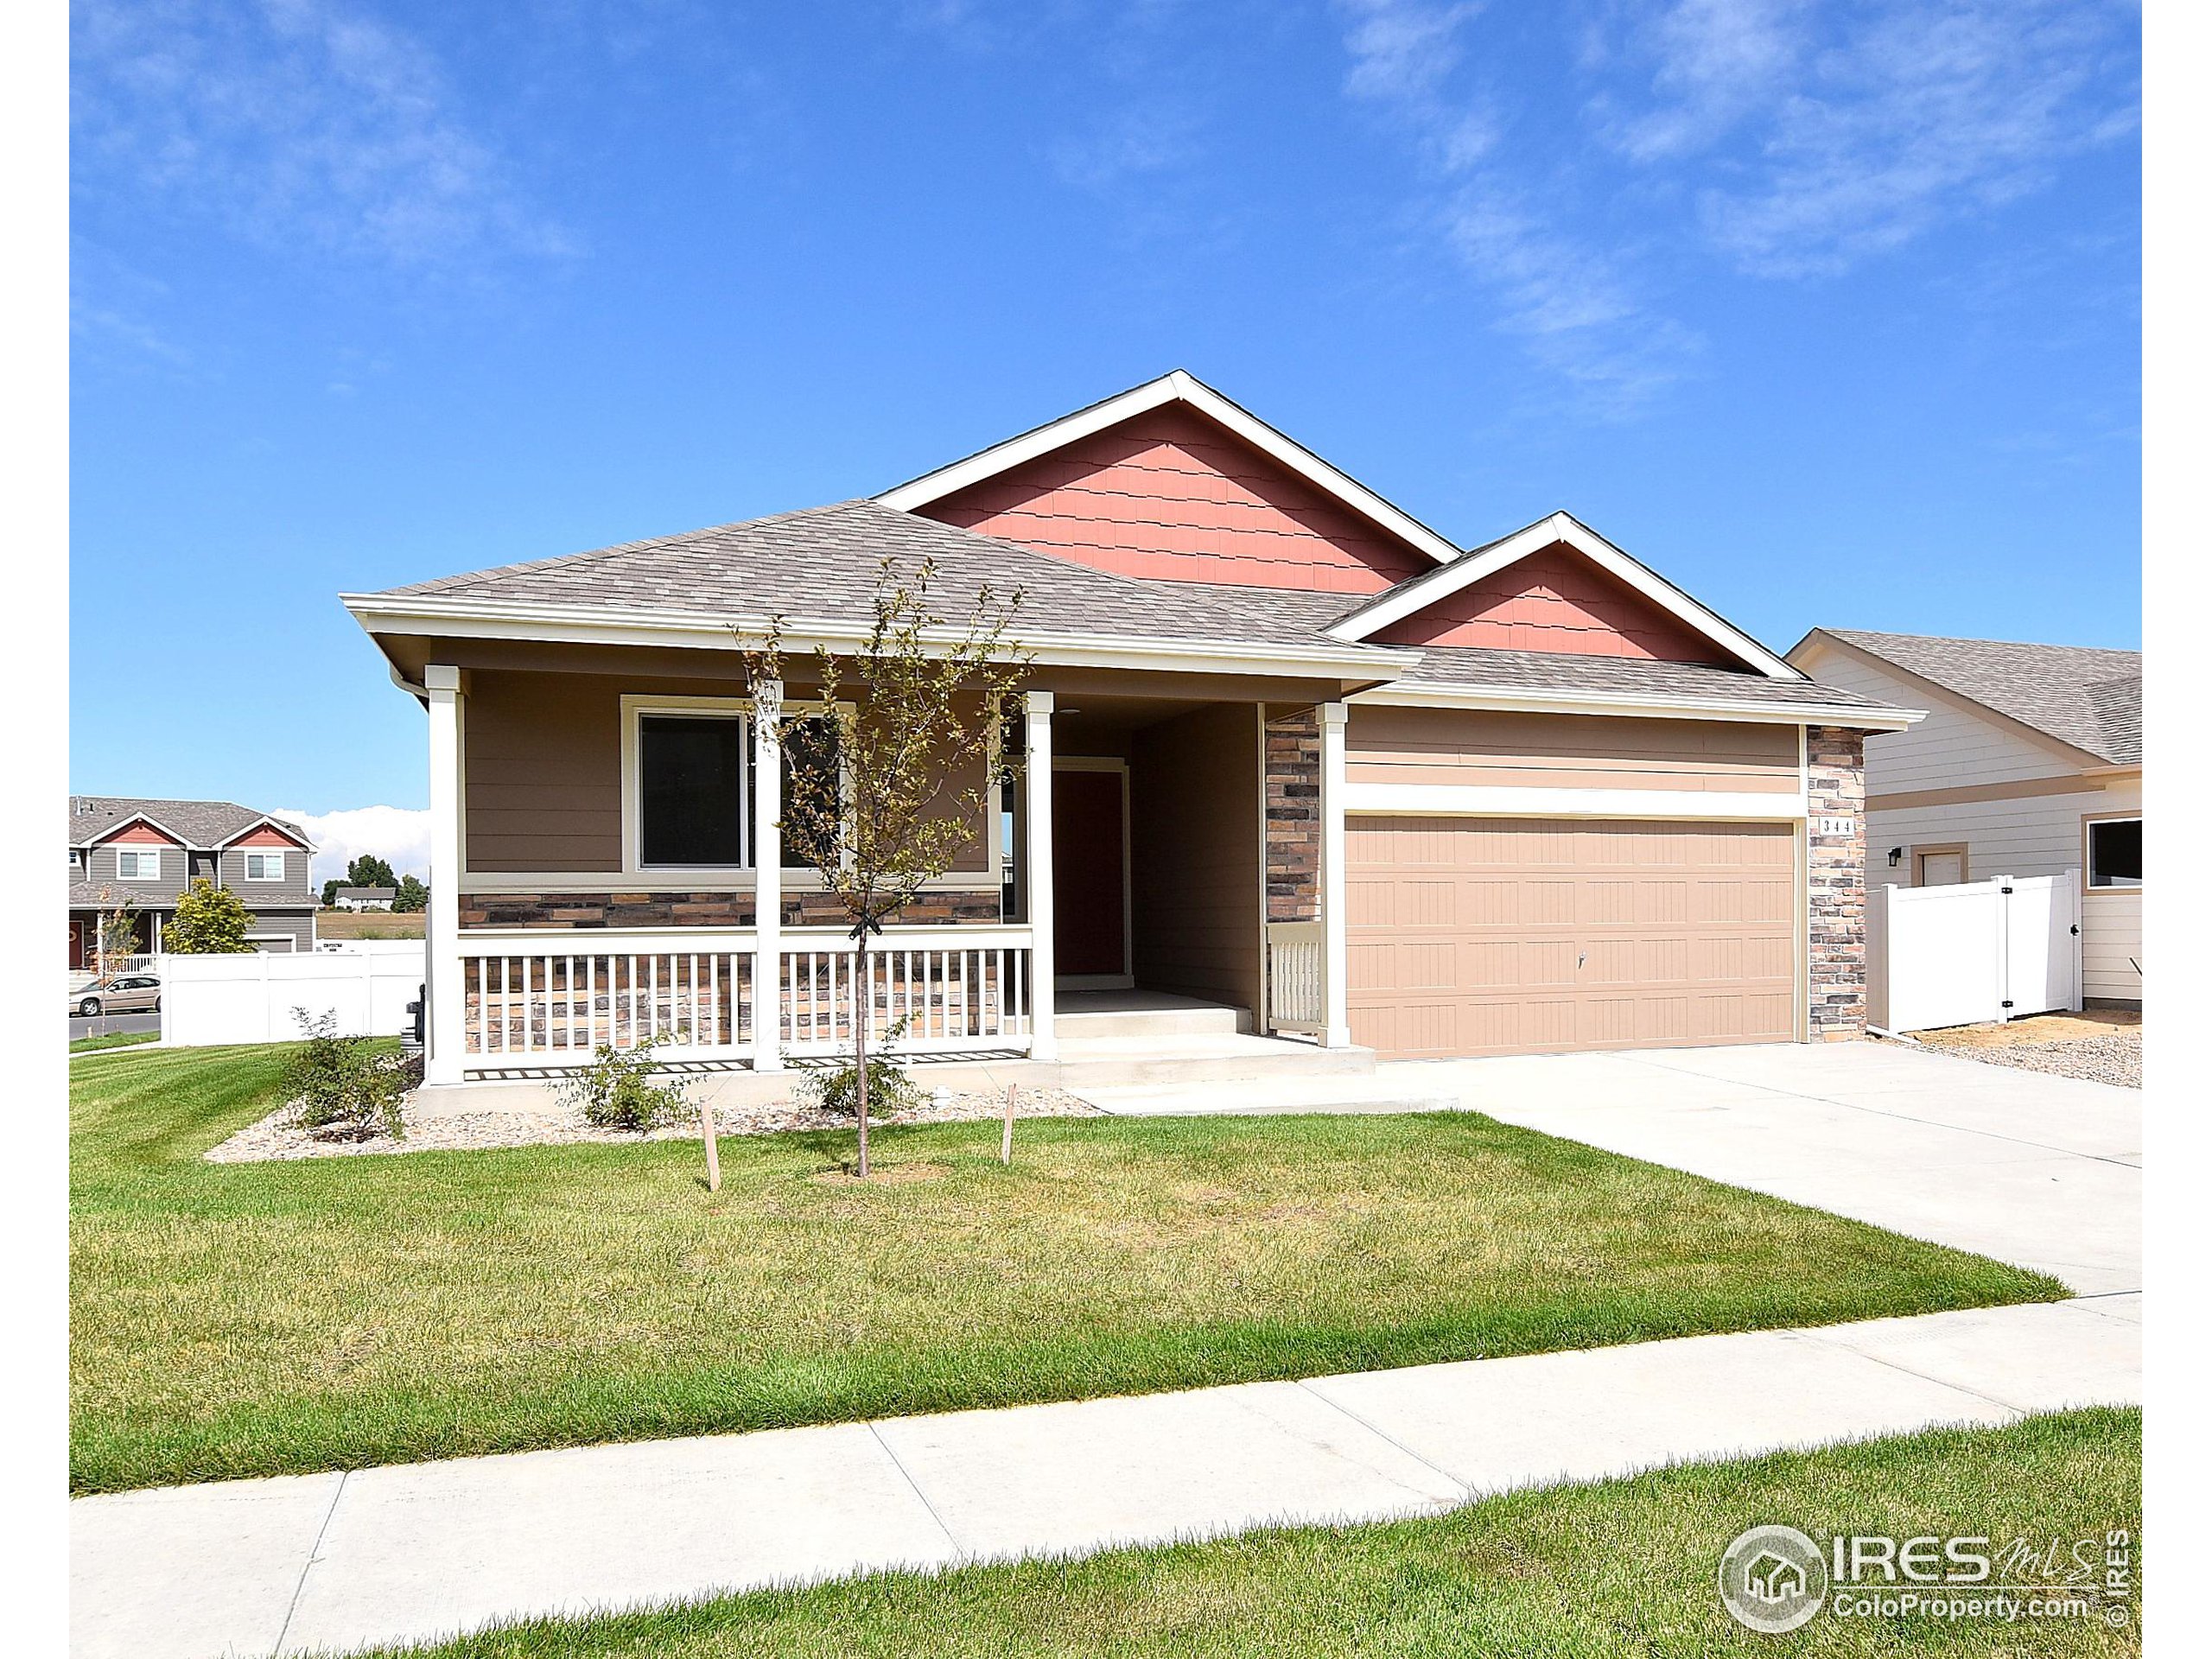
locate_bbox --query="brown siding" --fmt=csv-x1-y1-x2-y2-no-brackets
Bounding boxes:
1129,704,1263,1014
461,670,993,875
1346,706,1800,794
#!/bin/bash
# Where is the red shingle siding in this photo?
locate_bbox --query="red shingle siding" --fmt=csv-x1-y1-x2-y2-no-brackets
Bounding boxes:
233,824,308,849
105,822,180,846
919,406,1431,594
1370,544,1729,664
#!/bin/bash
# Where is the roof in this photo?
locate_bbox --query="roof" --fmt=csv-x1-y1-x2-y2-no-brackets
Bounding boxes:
69,797,313,850
1805,630,2140,765
875,369,1468,569
367,498,1371,656
1370,646,1901,720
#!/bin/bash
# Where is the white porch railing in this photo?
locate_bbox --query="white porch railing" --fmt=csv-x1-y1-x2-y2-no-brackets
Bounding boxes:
461,931,755,1064
457,925,1034,1070
1265,920,1325,1035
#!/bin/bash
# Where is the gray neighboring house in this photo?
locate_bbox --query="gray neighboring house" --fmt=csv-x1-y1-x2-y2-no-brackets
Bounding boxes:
69,796,319,968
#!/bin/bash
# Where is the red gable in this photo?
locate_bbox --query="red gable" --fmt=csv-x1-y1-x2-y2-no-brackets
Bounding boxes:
104,820,180,846
916,405,1432,595
1369,543,1734,664
232,823,308,849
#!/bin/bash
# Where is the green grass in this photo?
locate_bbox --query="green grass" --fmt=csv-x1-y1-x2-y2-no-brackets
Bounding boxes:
374,1408,2141,1658
72,1043,2066,1496
70,1029,158,1053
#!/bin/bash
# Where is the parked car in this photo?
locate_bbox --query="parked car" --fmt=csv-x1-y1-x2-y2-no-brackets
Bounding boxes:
74,975,160,1018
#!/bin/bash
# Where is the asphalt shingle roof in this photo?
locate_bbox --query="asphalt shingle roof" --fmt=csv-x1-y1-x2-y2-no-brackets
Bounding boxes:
68,797,308,849
1822,630,2141,765
1388,646,1894,712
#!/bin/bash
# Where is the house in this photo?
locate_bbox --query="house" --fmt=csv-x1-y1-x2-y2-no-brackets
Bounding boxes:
69,796,319,967
1785,630,2141,1009
334,887,398,912
342,371,1915,1089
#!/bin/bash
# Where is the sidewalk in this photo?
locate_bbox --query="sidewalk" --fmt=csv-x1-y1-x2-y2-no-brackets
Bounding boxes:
71,1295,2139,1659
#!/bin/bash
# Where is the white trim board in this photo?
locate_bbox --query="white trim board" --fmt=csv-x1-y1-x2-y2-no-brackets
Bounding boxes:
1351,682,1918,731
875,369,1467,569
1344,784,1811,821
1325,511,1802,680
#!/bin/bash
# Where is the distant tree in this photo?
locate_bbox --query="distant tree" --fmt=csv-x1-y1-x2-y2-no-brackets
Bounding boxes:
346,854,399,891
168,879,257,954
321,878,342,907
391,874,429,913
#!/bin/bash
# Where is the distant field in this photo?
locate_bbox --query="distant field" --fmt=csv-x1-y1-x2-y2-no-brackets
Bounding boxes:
315,909,425,939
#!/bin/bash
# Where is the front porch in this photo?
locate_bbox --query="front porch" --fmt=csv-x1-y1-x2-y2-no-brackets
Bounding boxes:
421,670,1366,1092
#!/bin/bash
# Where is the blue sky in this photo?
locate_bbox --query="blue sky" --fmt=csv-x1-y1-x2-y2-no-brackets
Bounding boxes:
71,0,2141,861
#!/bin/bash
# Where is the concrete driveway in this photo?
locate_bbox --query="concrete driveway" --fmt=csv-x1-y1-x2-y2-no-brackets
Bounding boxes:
1382,1041,2140,1297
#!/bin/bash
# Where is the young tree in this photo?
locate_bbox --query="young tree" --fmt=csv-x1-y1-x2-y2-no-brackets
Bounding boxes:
743,556,1028,1178
392,874,429,912
168,878,257,953
346,854,399,892
94,889,141,979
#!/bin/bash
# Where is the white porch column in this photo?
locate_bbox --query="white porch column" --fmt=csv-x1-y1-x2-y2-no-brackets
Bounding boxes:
1024,690,1057,1061
424,665,468,1085
751,679,784,1071
1319,701,1352,1050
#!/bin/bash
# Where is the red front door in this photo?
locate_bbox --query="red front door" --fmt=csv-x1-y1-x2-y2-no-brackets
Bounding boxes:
1051,766,1127,979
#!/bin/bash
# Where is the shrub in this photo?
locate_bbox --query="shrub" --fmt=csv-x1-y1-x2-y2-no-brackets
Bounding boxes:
169,879,257,954
283,1011,411,1141
796,1016,923,1120
557,1031,690,1132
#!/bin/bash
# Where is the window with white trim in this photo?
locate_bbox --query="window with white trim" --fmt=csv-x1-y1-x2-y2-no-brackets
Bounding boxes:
2086,817,2141,889
118,849,162,880
245,850,288,881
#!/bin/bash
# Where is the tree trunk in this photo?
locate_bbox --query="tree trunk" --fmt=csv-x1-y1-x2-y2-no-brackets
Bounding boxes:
852,929,871,1179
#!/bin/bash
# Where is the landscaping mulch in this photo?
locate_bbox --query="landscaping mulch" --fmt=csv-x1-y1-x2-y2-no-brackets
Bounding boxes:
203,1084,1101,1162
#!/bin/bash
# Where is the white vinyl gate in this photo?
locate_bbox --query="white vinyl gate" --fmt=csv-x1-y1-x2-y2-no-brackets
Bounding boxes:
1867,874,2082,1033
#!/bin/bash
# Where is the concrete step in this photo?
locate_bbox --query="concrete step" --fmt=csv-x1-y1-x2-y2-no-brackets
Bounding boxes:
1054,1001,1250,1040
1074,1075,1461,1117
1050,1033,1375,1087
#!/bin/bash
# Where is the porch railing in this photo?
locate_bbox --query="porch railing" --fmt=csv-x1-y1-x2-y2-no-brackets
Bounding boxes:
1264,920,1326,1035
457,925,1033,1070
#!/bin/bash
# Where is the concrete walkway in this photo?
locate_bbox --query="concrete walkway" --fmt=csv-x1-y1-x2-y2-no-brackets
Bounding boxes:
72,1296,2139,1659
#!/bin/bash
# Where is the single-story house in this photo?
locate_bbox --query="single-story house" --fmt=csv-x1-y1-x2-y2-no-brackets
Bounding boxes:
1785,629,2141,1009
69,796,319,967
334,887,398,912
344,371,1916,1087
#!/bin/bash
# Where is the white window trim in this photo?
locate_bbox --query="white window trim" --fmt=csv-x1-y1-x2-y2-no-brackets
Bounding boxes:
621,695,757,876
2084,813,2143,892
243,850,288,881
117,848,164,881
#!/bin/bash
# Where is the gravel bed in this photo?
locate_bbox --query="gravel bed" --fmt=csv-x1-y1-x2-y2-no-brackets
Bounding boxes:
1917,1029,2141,1089
205,1085,1101,1163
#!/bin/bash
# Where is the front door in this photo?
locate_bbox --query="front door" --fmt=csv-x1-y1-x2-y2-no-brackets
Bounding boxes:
1051,764,1128,983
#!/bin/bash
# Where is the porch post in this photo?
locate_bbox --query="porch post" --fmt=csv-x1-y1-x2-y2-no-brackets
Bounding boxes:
1024,690,1057,1060
752,679,784,1070
424,665,468,1086
1319,701,1352,1050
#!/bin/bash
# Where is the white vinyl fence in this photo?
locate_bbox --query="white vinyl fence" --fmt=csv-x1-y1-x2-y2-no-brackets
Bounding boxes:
1868,874,2080,1033
158,944,426,1047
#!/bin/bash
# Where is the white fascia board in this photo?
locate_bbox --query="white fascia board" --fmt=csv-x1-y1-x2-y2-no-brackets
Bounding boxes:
1325,511,1802,681
1345,783,1810,821
874,369,1466,569
341,594,1406,681
1352,681,1923,730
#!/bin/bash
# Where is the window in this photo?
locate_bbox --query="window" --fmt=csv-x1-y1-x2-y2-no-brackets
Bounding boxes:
638,711,750,868
244,850,287,881
778,716,843,871
2087,817,2141,889
118,849,162,880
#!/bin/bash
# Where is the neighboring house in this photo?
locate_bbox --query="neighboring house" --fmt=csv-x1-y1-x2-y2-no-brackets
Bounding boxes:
1786,630,2141,1009
334,887,398,911
343,371,1914,1087
68,796,319,967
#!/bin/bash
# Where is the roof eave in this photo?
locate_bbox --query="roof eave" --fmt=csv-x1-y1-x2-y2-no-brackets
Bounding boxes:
1355,679,1922,730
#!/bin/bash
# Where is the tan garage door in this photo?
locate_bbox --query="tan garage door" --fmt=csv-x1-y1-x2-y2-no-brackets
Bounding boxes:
1348,816,1798,1058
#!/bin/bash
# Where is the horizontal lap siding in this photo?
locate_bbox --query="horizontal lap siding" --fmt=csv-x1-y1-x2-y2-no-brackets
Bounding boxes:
1349,817,1797,1058
466,673,624,873
1346,707,1801,793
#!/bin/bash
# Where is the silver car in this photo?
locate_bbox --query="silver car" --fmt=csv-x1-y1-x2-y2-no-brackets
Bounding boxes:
75,975,160,1018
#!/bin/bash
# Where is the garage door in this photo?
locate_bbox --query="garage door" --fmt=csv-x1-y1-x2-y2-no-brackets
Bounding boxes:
1348,816,1797,1058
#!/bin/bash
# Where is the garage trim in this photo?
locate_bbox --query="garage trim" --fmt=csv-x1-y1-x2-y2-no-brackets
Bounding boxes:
1344,783,1808,821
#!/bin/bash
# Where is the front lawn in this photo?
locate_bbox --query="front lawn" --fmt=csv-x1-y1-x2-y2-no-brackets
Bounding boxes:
372,1407,2142,1658
70,1030,158,1053
72,1043,2065,1495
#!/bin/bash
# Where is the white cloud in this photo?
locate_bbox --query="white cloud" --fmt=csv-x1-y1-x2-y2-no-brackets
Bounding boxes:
73,0,566,269
276,805,432,887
